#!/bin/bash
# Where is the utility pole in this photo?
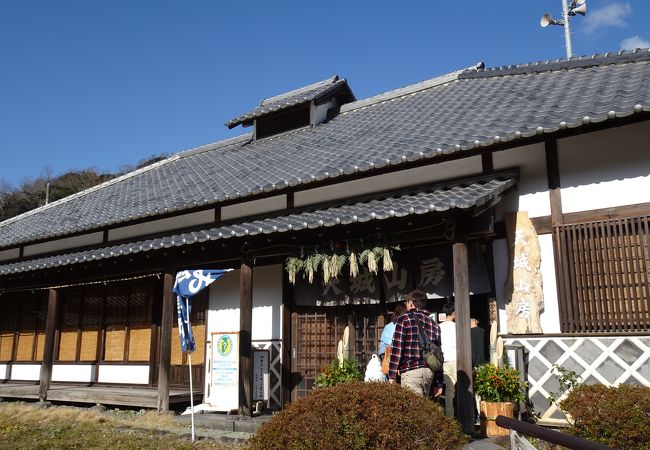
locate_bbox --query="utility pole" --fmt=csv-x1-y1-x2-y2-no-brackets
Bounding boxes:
540,0,586,59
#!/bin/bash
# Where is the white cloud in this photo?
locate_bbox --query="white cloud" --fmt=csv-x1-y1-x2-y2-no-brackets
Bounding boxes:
582,2,632,34
620,35,650,50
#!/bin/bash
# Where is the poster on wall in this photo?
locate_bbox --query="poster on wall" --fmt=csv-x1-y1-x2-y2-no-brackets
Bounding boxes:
208,332,239,411
253,349,269,402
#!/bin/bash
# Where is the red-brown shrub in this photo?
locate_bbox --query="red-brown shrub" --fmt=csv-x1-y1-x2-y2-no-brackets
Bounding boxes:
560,384,650,450
248,381,469,450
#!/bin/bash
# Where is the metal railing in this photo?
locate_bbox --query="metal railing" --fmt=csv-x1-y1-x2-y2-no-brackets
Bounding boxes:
495,415,617,450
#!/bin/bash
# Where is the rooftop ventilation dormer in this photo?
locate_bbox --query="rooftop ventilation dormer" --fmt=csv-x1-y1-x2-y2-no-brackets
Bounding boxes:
226,76,355,139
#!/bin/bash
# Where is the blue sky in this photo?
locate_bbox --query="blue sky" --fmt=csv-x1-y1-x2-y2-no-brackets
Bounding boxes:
1,1,649,187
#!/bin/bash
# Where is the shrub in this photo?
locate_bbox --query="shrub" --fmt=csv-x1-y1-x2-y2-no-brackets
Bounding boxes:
314,358,363,388
560,384,650,450
473,364,527,403
248,381,469,450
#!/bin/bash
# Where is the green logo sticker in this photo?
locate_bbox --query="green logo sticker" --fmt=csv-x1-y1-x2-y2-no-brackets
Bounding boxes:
217,335,233,356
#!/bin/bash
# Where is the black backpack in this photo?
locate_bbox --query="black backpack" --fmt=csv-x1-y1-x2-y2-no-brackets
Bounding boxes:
411,312,444,371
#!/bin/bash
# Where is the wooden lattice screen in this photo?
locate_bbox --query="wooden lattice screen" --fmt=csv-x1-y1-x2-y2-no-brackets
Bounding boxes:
554,215,650,332
291,308,387,400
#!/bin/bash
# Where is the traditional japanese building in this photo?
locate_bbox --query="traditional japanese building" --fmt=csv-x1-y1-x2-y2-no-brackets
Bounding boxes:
0,50,648,432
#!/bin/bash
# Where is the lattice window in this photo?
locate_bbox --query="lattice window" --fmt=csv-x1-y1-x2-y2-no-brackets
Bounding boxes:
127,285,152,361
554,215,650,332
1,293,47,362
79,288,103,361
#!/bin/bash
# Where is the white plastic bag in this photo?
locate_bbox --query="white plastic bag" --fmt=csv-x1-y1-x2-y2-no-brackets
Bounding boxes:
364,354,387,382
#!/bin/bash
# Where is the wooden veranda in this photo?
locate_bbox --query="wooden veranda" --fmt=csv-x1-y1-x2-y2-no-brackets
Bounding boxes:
0,382,201,409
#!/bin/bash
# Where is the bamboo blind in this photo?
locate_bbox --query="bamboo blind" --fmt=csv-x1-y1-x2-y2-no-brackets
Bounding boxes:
104,328,125,361
0,334,14,361
555,215,650,332
15,333,35,361
128,327,151,361
35,332,45,361
57,296,81,361
171,323,184,365
58,331,78,361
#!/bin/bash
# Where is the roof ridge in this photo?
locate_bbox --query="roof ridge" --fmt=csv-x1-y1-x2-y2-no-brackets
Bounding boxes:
460,48,650,79
0,135,249,229
260,76,339,106
339,63,484,113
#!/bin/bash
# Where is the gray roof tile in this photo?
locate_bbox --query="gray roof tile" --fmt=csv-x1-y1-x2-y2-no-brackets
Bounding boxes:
226,76,355,128
0,176,516,275
1,50,649,249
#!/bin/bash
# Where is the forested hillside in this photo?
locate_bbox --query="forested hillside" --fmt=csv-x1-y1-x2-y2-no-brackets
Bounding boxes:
0,154,167,222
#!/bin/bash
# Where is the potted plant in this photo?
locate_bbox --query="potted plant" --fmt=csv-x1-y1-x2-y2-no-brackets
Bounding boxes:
473,363,528,437
314,358,363,388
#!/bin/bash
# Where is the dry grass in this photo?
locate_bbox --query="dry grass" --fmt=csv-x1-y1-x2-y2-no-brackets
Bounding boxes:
0,402,245,449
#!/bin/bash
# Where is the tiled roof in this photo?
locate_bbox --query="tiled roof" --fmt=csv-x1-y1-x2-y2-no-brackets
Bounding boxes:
0,175,516,275
226,76,355,128
1,49,649,249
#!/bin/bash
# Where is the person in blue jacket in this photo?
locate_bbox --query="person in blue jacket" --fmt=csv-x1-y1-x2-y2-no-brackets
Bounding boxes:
379,302,407,362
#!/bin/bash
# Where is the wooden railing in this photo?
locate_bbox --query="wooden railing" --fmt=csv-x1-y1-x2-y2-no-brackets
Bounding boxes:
495,415,617,450
554,215,650,332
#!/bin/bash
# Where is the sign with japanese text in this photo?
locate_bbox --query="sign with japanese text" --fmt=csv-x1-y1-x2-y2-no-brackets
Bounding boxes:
208,332,239,411
253,349,269,401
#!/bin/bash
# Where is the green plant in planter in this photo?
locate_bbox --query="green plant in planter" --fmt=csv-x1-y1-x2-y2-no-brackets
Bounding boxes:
474,363,528,403
314,358,363,388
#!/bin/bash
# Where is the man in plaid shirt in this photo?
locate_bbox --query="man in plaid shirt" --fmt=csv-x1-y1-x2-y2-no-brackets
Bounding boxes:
388,289,441,396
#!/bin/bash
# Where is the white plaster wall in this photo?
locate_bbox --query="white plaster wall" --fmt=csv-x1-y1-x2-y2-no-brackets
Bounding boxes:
493,142,550,219
10,364,40,381
0,248,20,262
205,264,282,400
23,232,103,257
221,195,286,221
207,265,282,339
97,365,149,384
539,234,561,333
294,156,482,207
0,364,8,379
558,121,650,213
52,364,94,383
109,210,214,242
310,99,337,125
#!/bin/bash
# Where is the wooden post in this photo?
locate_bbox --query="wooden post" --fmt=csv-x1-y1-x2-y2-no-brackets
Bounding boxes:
157,271,174,412
239,257,253,416
453,240,476,435
281,267,292,407
39,289,59,401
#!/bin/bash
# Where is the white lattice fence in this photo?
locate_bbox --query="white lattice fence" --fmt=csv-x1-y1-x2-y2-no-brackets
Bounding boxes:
504,335,650,425
252,340,282,410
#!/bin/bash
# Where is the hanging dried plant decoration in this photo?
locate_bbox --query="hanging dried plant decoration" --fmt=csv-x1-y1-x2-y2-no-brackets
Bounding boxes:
322,257,331,284
285,257,303,285
349,252,359,278
367,251,378,274
383,247,393,272
329,254,346,280
305,253,324,284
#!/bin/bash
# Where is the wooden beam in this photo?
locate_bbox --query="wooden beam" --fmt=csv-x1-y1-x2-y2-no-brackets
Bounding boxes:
453,241,475,435
545,138,563,226
157,270,174,412
39,289,59,401
239,257,253,416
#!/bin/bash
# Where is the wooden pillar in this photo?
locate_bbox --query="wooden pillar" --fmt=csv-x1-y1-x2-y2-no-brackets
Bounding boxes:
453,240,476,435
157,271,175,412
39,289,59,401
281,267,292,407
239,257,253,416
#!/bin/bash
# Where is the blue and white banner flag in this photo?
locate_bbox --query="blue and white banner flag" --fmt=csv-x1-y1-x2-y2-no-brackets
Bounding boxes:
173,269,230,353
